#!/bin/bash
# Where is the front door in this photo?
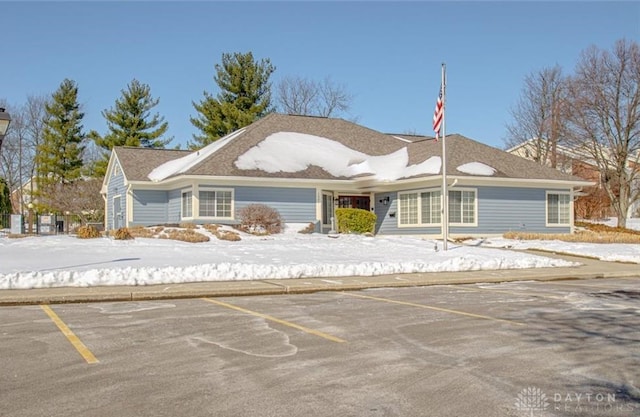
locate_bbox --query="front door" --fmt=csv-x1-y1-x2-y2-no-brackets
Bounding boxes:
338,196,371,210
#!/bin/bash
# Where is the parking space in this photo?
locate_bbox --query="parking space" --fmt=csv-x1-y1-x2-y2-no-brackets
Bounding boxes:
0,277,638,417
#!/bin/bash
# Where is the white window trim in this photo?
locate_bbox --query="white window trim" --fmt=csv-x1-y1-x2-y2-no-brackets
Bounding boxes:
419,189,442,226
546,191,572,227
197,187,234,220
397,188,477,228
448,188,478,227
397,191,421,227
181,188,193,219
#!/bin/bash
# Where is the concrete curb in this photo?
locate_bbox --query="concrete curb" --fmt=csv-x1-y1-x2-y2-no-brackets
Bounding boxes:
1,264,637,306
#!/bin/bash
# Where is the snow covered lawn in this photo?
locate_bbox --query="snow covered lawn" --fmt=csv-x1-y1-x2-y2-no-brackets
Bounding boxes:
1,221,637,290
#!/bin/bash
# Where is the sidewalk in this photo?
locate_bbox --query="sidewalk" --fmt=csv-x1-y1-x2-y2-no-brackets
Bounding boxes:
0,251,637,306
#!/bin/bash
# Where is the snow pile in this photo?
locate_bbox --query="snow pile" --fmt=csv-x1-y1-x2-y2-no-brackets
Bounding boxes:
457,162,496,176
234,132,441,180
0,227,579,290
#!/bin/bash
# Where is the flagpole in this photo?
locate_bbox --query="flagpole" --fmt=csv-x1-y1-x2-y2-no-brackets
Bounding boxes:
441,63,448,251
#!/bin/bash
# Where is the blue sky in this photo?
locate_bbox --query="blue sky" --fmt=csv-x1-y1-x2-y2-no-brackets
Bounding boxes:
4,1,639,149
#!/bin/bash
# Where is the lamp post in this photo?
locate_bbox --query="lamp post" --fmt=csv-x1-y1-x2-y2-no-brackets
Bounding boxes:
27,203,34,234
0,107,11,152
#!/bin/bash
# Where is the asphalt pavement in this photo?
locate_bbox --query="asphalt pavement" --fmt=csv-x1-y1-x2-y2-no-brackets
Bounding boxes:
0,249,637,306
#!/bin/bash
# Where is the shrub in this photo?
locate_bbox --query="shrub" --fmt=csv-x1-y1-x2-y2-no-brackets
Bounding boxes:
216,229,242,241
179,222,197,229
77,225,101,239
298,222,316,234
335,208,377,234
162,229,210,243
113,227,134,240
575,220,640,236
237,204,283,235
203,224,220,233
503,230,640,244
128,226,156,238
7,234,29,239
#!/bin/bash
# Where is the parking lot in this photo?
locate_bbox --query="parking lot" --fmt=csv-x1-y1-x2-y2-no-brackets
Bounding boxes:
1,277,638,417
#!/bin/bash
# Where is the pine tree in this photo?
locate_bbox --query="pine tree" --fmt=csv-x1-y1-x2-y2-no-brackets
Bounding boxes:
190,51,275,149
35,79,86,211
91,79,171,177
0,178,12,218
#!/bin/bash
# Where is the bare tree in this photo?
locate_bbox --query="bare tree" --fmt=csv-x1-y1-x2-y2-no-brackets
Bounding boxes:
0,101,21,211
0,96,48,214
505,65,570,169
38,178,104,224
276,76,317,116
317,77,352,117
276,76,354,118
567,39,640,228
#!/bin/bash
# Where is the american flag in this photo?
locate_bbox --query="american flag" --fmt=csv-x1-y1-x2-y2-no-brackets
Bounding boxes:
432,86,443,141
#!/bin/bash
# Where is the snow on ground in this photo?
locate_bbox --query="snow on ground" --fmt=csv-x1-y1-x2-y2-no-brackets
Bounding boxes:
1,221,637,290
479,238,640,263
478,218,640,263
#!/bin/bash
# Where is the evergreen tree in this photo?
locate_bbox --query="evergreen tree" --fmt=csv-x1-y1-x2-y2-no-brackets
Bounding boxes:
91,79,171,177
190,51,275,148
35,79,86,211
0,178,12,218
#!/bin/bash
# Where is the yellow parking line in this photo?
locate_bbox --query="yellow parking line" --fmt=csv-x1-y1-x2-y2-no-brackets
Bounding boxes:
342,292,525,326
40,305,99,364
201,298,346,343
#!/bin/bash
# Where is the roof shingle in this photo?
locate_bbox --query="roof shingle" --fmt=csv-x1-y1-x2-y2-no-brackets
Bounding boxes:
113,113,586,183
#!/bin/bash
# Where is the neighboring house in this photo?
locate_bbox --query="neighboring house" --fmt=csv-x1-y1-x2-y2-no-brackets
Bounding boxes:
10,177,37,215
507,139,640,218
102,114,592,237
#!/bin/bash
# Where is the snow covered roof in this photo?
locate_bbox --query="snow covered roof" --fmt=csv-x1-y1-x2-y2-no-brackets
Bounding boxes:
149,128,246,182
110,113,589,185
234,131,442,181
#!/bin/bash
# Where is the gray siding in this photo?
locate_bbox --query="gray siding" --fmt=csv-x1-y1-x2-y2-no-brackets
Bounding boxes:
235,186,316,223
375,186,571,235
167,189,181,224
132,190,169,226
374,192,440,235
475,187,546,234
106,161,125,230
473,186,570,234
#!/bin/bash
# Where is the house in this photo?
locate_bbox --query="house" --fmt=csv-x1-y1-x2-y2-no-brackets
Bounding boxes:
102,113,593,237
507,139,640,218
10,176,37,215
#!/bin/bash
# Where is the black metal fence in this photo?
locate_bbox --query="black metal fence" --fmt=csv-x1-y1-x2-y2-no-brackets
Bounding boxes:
0,213,92,236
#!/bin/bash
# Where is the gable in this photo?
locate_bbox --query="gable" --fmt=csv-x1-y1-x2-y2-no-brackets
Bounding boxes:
114,147,191,182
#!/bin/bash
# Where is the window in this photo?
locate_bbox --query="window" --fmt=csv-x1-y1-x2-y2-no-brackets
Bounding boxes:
399,193,418,225
398,188,476,227
448,190,476,225
547,192,570,225
181,191,192,218
199,189,233,218
420,190,441,224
